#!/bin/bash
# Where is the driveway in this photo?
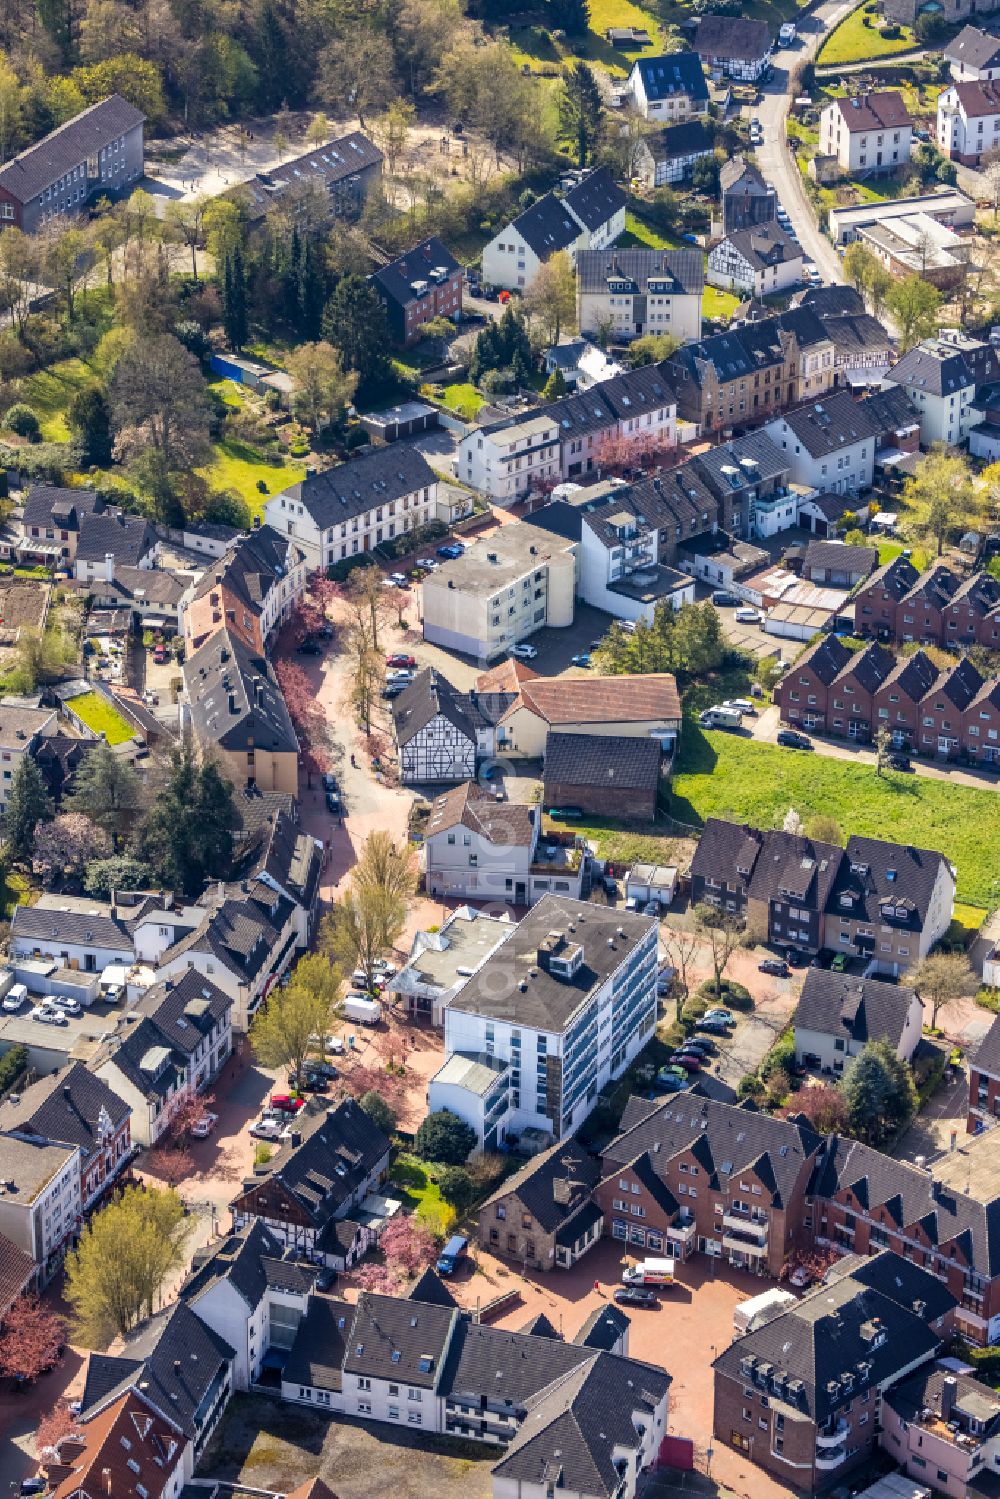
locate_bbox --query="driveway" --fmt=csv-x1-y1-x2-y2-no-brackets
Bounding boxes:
755,1,857,285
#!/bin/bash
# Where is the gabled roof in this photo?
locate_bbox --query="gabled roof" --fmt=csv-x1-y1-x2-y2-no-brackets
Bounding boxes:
858,382,918,435
923,656,984,714
22,483,104,531
776,389,879,458
829,91,913,132
832,640,896,695
572,1303,631,1351
785,632,854,687
46,1392,186,1499
189,526,305,618
900,562,961,611
392,666,476,748
694,14,772,61
11,896,134,953
888,339,977,397
692,430,789,496
75,509,158,567
183,627,298,756
543,731,662,792
857,550,920,602
372,236,461,308
282,1295,356,1392
425,782,535,847
972,1015,1000,1078
946,23,1000,69
794,284,866,317
630,51,709,102
0,1061,130,1164
0,1231,36,1317
823,313,894,361
232,131,382,221
576,247,704,297
277,444,436,530
952,78,1000,116
828,829,954,934
720,155,768,195
408,1267,459,1308
510,193,583,259
181,1220,307,1312
0,96,145,203
796,968,918,1049
802,539,878,576
345,1292,457,1387
480,1136,600,1233
562,167,628,233
641,118,714,163
722,222,801,272
517,672,681,726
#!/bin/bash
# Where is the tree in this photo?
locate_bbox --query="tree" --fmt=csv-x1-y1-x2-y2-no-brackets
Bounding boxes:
318,31,396,128
110,332,212,476
65,1185,191,1343
0,1296,65,1383
691,151,721,194
67,739,144,848
415,1109,476,1165
41,223,90,321
843,241,877,297
164,196,208,281
353,830,418,906
868,263,892,322
904,447,975,557
221,245,248,350
549,0,590,32
139,748,237,896
559,61,603,169
840,1038,917,1146
804,814,843,846
345,565,391,657
885,275,941,353
783,1082,849,1135
782,807,803,835
4,403,40,441
628,332,682,366
909,951,974,1030
0,54,22,164
379,1213,437,1275
32,814,111,883
324,882,405,993
874,723,894,779
67,383,113,466
36,1400,79,1456
372,98,415,177
321,275,393,394
439,1165,476,1214
6,754,51,862
693,902,745,995
523,250,577,344
83,854,154,897
660,924,700,1020
541,368,567,400
359,1090,397,1135
983,150,1000,221
251,953,340,1086
287,340,358,434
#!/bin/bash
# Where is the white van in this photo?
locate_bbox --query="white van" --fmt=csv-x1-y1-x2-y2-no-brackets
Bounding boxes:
2,983,28,1013
343,995,382,1025
735,607,761,624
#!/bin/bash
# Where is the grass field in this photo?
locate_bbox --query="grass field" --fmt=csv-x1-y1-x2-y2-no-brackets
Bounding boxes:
878,539,931,569
619,211,684,251
703,285,740,322
197,440,305,518
389,1155,455,1234
671,728,1000,906
68,691,135,745
21,359,94,442
817,2,916,65
434,381,485,420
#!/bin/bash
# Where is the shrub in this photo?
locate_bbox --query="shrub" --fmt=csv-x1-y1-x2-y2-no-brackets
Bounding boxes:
4,404,41,442
414,1109,476,1166
345,426,370,451
0,1043,28,1094
976,987,1000,1013
359,1090,396,1136
762,1030,796,1081
438,1165,476,1214
697,978,753,1011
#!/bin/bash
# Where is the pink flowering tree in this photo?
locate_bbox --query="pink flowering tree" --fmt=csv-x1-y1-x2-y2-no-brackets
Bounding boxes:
379,1213,437,1276
32,814,111,884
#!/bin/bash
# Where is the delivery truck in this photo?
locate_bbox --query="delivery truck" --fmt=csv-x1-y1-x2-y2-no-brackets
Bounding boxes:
343,995,382,1025
621,1257,675,1287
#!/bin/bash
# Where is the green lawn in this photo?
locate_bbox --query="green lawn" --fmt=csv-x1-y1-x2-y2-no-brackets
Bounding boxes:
20,359,94,442
619,210,684,251
68,691,135,745
878,540,930,570
431,381,485,420
817,3,917,65
208,378,246,410
389,1155,454,1235
703,285,740,323
197,440,305,519
671,729,1000,906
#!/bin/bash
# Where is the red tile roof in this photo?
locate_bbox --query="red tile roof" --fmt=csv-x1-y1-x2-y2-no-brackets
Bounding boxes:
953,78,1000,117
833,91,913,132
518,672,681,726
0,1231,35,1318
45,1393,187,1499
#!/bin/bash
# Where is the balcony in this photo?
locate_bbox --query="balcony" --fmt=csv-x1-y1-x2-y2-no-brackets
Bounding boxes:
815,1420,848,1450
669,1214,697,1245
723,1232,767,1256
722,1211,768,1240
814,1443,848,1470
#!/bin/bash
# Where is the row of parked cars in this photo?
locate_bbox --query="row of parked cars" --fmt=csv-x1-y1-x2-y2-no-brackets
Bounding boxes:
2,984,83,1022
654,1007,735,1093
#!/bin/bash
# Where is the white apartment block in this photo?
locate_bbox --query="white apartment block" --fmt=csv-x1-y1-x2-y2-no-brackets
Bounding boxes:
626,52,710,120
819,93,914,173
938,79,1000,166
576,248,703,344
0,1135,81,1281
458,414,562,504
481,168,627,293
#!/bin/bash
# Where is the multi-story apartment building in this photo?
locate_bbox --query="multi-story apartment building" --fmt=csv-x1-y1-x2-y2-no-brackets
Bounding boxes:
576,247,704,343
819,92,914,173
938,77,1000,164
232,131,382,225
0,1063,132,1214
826,832,956,976
481,167,627,292
691,819,844,953
182,525,309,657
774,637,892,740
0,1134,81,1285
421,522,576,662
371,236,463,346
264,445,438,570
764,389,879,496
667,319,799,433
885,333,984,447
794,968,923,1074
477,1137,603,1270
852,552,921,637
182,628,299,795
883,1367,1000,1498
436,895,658,1146
573,482,702,622
854,560,1000,648
626,51,709,120
966,1014,1000,1132
458,412,563,504
0,703,56,816
421,783,583,906
708,224,803,298
0,95,144,232
714,1253,953,1490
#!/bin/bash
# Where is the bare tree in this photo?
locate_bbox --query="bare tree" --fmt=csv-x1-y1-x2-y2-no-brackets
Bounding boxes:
909,951,974,1030
693,903,745,996
661,924,701,1022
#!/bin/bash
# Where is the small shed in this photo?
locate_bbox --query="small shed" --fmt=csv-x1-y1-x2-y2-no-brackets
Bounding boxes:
361,400,441,443
625,863,677,910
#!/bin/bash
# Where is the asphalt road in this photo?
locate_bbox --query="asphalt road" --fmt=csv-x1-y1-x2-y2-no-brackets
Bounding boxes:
755,0,859,286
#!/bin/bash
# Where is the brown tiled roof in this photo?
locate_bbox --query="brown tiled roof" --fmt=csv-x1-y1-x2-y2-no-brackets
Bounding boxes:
286,1482,339,1499
0,1231,35,1317
475,659,538,694
425,783,535,846
518,673,681,726
954,78,1000,116
46,1392,187,1499
833,91,913,132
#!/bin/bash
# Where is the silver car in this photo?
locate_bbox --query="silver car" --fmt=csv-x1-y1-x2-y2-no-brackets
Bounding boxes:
46,995,82,1015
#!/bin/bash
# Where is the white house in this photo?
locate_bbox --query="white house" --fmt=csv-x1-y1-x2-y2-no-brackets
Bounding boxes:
626,52,710,120
392,667,478,785
73,509,160,583
818,92,914,173
0,1134,81,1284
0,704,55,816
885,335,978,447
10,892,136,976
764,389,880,496
938,79,1000,165
389,905,514,1025
945,24,1000,82
437,894,658,1146
458,412,562,504
576,247,704,343
481,167,627,293
793,969,923,1074
707,223,804,298
420,522,577,663
265,444,438,570
422,783,585,907
576,488,697,622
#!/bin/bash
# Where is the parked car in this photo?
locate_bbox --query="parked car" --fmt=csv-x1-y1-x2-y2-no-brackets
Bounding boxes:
784,947,808,967
734,607,760,624
249,1119,283,1140
190,1112,218,1139
269,1094,305,1114
382,682,407,699
570,653,591,667
386,668,414,682
30,1006,68,1026
789,1265,812,1288
437,543,464,559
685,1037,718,1056
655,1072,688,1092
296,1073,330,1092
2,983,28,1012
831,953,848,972
698,1018,731,1035
322,772,339,792
153,645,169,664
887,752,913,772
777,729,813,750
723,698,757,716
614,1285,659,1307
704,1006,735,1022
315,1267,337,1292
547,806,583,820
325,789,342,816
45,995,82,1015
386,654,417,668
759,958,790,977
669,1053,702,1071
512,643,538,660
388,573,409,589
307,1058,341,1078
711,590,736,607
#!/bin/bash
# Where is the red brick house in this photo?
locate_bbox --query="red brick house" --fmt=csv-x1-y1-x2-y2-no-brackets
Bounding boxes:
772,634,853,731
895,563,961,644
968,1016,1000,1133
371,236,463,347
873,649,938,748
915,657,983,759
826,641,895,742
942,570,1000,647
853,552,920,638
963,676,1000,764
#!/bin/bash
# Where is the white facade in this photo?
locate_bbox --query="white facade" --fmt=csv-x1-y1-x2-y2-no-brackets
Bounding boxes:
938,84,1000,165
459,415,562,504
421,531,576,663
627,62,708,121
635,136,714,188
890,374,975,448
0,707,55,815
707,235,804,298
397,712,476,787
764,417,875,496
0,1139,81,1273
819,100,913,172
75,539,159,584
577,282,702,343
189,1274,310,1392
794,993,923,1074
481,198,626,294
578,513,696,622
423,810,584,906
265,478,438,571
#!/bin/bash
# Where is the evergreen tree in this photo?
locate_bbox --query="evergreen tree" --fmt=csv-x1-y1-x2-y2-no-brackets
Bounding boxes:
67,385,113,467
558,62,604,169
541,368,567,399
321,275,393,394
297,240,326,340
139,749,238,895
549,0,590,34
6,756,52,863
284,227,303,327
66,739,143,849
222,246,248,351
841,1039,917,1146
511,348,533,390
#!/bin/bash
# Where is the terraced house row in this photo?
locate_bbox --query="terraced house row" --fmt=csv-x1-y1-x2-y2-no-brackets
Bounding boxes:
774,633,1000,760
852,554,1000,648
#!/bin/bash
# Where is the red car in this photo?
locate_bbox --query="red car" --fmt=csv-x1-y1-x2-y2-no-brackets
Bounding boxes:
270,1093,305,1113
386,653,416,668
669,1053,702,1072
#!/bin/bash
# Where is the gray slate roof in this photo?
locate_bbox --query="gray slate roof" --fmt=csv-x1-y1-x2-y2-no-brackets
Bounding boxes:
392,666,476,748
189,527,304,618
641,119,714,163
723,222,801,272
887,341,976,397
480,1136,600,1234
75,509,158,567
630,52,709,103
11,898,133,953
692,430,788,497
372,236,461,309
576,247,704,297
0,95,144,204
695,14,772,61
22,484,104,531
778,389,879,458
280,444,436,530
0,1061,130,1165
945,24,1000,70
796,968,918,1049
802,539,878,576
973,1016,1000,1078
345,1291,456,1387
183,628,298,756
543,731,662,791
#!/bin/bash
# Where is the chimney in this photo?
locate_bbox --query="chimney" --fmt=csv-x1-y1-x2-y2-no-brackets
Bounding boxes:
252,515,261,530
63,1084,72,1102
104,551,114,584
229,692,238,714
941,1376,957,1421
102,1469,112,1496
173,1359,181,1373
552,1177,573,1206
